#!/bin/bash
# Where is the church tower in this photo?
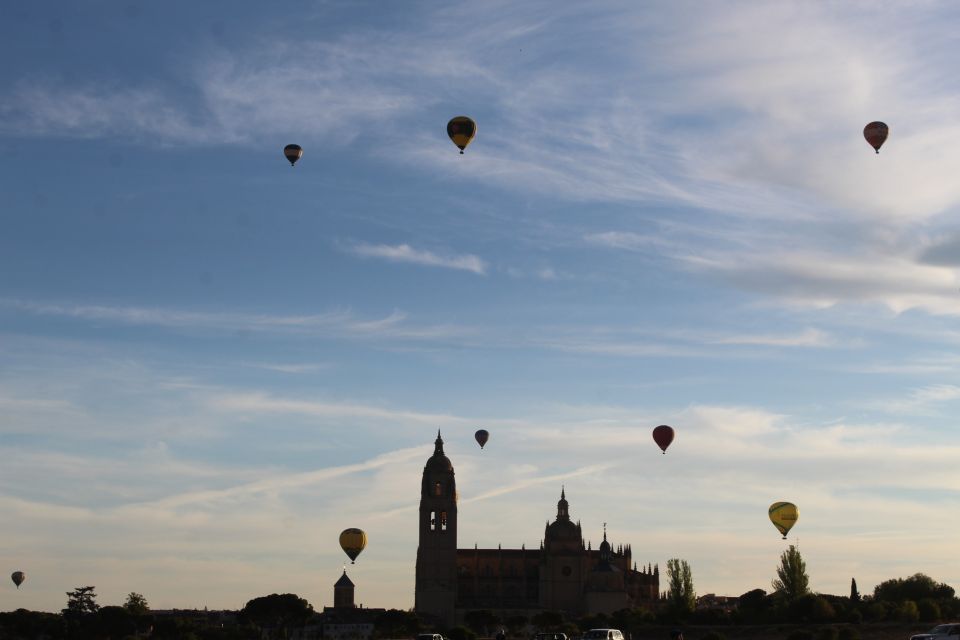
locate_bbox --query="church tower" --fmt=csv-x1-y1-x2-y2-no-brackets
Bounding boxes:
541,488,586,614
334,569,355,609
415,431,458,626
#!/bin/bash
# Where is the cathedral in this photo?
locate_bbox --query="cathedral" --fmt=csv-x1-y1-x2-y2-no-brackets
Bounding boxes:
415,433,660,627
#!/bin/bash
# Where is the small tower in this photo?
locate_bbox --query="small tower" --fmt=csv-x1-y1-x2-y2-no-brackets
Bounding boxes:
334,569,355,609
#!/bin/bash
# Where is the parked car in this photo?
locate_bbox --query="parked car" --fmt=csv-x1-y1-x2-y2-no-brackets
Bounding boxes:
583,630,624,640
911,624,960,640
417,634,445,640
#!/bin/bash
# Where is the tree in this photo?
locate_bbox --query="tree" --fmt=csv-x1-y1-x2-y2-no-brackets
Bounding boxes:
241,593,313,639
737,588,771,623
850,578,860,603
874,573,955,603
63,586,100,639
64,586,100,617
918,598,941,622
532,611,563,630
98,605,137,638
666,558,696,615
464,610,500,635
447,626,477,640
0,609,64,639
505,615,528,635
124,592,150,616
375,609,421,638
772,545,809,602
898,600,920,622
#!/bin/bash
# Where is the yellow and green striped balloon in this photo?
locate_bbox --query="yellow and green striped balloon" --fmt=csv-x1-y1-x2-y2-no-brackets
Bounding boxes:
339,528,367,564
768,502,799,539
447,116,476,154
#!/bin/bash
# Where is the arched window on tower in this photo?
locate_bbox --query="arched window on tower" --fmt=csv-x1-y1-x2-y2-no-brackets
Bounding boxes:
440,510,448,531
434,481,442,496
430,511,436,531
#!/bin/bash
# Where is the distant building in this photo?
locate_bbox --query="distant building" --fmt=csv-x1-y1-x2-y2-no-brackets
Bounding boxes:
316,569,384,640
415,432,660,627
696,593,739,613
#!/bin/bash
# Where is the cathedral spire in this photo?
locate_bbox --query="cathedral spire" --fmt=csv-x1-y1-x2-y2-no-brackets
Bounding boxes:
434,430,444,456
556,487,569,521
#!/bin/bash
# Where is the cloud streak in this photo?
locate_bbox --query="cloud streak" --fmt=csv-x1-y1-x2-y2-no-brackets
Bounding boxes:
349,243,487,275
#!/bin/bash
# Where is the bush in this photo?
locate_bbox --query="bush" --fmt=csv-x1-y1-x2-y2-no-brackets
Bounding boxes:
838,626,860,640
786,629,814,640
918,599,941,622
816,626,839,640
864,603,887,622
898,601,920,623
846,610,862,625
447,627,477,640
789,595,836,623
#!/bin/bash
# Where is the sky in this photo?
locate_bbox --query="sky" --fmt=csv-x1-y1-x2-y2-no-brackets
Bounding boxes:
2,0,960,615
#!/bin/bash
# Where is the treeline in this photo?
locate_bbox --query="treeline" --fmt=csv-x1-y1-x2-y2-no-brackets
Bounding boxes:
1,567,957,640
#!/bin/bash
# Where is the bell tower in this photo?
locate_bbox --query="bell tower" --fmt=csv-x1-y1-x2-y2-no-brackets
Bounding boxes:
415,431,458,626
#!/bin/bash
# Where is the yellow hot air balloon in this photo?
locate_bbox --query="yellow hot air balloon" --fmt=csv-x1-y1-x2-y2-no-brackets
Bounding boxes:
447,116,476,154
768,502,799,539
339,528,367,564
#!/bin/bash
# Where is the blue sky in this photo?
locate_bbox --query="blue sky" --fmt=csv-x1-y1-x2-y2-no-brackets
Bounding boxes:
2,0,959,613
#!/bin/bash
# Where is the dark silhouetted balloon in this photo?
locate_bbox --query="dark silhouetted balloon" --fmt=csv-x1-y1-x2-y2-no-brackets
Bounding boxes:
475,429,489,449
863,122,888,154
768,501,799,539
652,425,674,454
11,572,25,589
283,144,303,166
447,116,476,154
339,528,366,564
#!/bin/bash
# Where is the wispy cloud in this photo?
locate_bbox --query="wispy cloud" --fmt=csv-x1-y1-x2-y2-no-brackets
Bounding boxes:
584,231,673,252
246,362,331,374
708,328,835,347
874,384,960,415
0,298,475,340
349,243,487,275
205,390,471,426
127,447,426,511
683,250,960,316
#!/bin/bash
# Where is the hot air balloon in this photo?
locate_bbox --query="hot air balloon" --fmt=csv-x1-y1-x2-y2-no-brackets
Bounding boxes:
652,425,674,454
475,429,489,449
863,122,888,154
447,116,476,154
768,502,799,539
339,528,367,564
283,144,303,166
11,572,24,589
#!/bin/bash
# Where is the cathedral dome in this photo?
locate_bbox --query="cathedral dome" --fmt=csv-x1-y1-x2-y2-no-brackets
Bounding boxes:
424,431,453,472
598,537,611,556
592,526,619,573
546,517,580,539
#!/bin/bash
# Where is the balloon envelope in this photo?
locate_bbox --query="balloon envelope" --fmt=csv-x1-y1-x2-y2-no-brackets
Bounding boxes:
652,425,674,453
863,122,888,153
447,116,476,154
11,572,24,588
475,429,489,449
339,528,367,563
283,144,303,166
768,502,799,539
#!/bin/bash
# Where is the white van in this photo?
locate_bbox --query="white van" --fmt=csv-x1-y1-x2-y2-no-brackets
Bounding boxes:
583,630,625,640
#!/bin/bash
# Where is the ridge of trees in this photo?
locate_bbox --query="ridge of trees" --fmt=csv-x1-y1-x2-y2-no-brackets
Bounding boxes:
1,564,958,639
